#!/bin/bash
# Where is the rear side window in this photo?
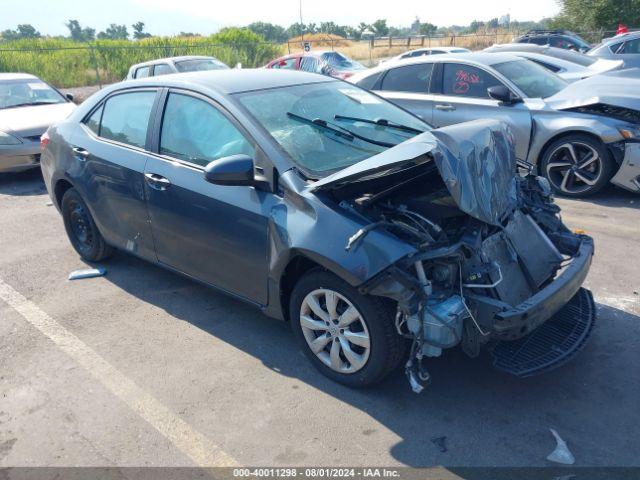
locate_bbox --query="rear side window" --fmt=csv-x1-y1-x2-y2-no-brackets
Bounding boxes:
159,93,254,167
85,104,103,135
300,56,320,73
528,36,549,45
619,39,640,54
442,63,501,98
380,64,434,93
153,64,173,76
135,66,150,79
99,91,156,148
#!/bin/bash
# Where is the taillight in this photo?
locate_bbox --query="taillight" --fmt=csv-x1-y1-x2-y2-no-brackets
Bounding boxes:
40,131,50,151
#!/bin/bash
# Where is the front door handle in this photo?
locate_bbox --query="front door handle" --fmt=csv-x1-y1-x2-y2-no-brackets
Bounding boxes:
144,173,171,190
435,104,456,112
72,147,90,160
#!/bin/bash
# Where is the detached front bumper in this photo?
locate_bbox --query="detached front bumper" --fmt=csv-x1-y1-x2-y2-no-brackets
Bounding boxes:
611,141,640,192
493,236,594,339
0,141,41,173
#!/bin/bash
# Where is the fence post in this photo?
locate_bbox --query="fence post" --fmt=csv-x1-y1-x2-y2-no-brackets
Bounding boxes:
287,41,291,54
388,36,392,48
89,45,102,88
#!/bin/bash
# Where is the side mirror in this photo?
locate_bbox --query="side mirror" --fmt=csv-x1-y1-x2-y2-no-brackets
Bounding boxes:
487,85,521,104
66,93,75,102
204,154,255,186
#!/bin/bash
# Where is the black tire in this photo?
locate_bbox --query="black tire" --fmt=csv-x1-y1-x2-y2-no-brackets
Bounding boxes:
61,188,113,262
539,133,615,198
290,269,405,388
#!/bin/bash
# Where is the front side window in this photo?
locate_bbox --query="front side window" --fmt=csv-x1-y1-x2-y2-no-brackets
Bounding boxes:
153,64,173,76
99,91,156,148
380,63,434,93
0,79,66,109
528,36,549,45
442,63,501,98
160,93,254,167
493,59,567,98
236,81,428,177
135,66,150,79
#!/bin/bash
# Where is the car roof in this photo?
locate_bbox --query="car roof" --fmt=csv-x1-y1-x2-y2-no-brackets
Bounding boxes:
131,55,217,69
0,73,39,81
115,68,335,95
600,31,640,45
390,51,521,67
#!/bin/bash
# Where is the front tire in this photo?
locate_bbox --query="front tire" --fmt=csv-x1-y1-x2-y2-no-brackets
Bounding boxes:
290,270,405,388
539,134,615,197
61,188,113,262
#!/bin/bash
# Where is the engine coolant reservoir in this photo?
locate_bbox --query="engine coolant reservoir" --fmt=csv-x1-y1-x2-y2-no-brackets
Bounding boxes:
421,295,467,357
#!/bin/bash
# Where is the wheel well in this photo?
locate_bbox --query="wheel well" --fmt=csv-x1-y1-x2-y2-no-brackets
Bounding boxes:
536,131,606,174
279,256,324,322
53,179,74,208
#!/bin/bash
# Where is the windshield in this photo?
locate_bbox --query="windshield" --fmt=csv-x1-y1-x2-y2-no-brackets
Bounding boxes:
0,79,66,109
236,81,428,177
174,58,229,72
493,59,567,98
320,52,366,72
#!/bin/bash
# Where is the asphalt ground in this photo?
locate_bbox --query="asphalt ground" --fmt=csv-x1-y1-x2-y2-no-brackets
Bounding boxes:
0,169,638,469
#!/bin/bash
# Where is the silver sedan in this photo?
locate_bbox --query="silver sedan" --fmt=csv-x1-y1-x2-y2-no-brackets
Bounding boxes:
349,52,640,196
0,73,76,173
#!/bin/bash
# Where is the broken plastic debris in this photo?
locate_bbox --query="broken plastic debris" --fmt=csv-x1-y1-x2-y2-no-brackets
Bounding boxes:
45,201,53,206
68,268,106,280
547,428,575,465
431,436,447,453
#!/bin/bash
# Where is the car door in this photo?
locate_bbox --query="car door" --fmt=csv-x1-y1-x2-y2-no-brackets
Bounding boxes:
144,89,272,304
431,62,532,161
373,62,436,123
72,89,159,260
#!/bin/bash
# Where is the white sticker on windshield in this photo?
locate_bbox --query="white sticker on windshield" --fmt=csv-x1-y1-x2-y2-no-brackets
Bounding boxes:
339,88,381,104
27,83,48,90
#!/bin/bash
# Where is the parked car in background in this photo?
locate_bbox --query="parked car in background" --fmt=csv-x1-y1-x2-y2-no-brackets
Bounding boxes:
588,31,640,69
485,49,624,82
126,56,229,80
40,69,596,391
350,53,640,196
485,43,624,76
513,29,591,52
0,73,76,173
265,51,366,79
384,47,470,63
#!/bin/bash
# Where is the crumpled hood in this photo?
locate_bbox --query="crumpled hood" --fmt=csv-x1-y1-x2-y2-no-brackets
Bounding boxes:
546,68,640,111
309,119,518,226
0,102,76,137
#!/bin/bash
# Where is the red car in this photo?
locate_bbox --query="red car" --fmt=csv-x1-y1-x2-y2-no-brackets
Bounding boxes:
265,50,367,79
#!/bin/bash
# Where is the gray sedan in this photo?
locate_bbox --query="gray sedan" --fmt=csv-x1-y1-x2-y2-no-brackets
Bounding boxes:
0,73,76,173
350,52,640,196
40,69,595,391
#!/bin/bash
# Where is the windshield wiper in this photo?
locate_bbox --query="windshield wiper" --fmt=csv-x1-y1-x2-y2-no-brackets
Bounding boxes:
287,112,396,148
334,115,425,134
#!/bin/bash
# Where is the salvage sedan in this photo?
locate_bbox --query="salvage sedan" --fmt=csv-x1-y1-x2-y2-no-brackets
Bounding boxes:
1,73,76,173
41,70,596,391
350,52,640,197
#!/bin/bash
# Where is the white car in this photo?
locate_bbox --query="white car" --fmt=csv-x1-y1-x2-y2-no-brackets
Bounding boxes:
126,56,229,80
0,73,76,173
382,47,470,64
491,50,624,82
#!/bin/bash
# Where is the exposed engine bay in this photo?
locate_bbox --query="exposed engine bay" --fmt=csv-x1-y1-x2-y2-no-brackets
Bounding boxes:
332,159,595,393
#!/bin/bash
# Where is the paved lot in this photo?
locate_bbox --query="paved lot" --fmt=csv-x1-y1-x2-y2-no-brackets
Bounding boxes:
0,169,639,468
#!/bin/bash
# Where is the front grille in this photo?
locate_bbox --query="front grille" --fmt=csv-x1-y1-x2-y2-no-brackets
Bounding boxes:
490,288,596,377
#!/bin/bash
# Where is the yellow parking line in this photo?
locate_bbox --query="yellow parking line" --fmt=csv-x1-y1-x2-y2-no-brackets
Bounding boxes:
0,277,238,467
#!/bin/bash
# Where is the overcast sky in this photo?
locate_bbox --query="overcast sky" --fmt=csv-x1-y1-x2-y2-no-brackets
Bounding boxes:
2,0,561,36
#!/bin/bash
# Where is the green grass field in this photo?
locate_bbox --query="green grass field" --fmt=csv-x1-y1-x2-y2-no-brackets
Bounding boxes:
0,29,283,87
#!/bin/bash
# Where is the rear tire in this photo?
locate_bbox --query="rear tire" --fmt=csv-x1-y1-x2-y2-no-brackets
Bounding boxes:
539,134,615,197
61,188,113,262
290,269,405,388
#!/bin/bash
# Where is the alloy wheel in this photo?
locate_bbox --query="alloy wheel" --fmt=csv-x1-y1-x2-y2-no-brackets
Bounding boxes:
299,289,371,374
545,141,603,195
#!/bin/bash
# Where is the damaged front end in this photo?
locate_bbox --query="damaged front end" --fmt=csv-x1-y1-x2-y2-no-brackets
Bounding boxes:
311,120,596,392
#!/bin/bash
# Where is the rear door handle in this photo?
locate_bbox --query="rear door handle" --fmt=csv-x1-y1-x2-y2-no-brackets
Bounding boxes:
72,147,90,160
144,173,171,190
435,104,456,111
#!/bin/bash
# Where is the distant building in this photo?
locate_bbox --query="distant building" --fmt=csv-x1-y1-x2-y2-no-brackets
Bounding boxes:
411,17,421,35
499,14,511,27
